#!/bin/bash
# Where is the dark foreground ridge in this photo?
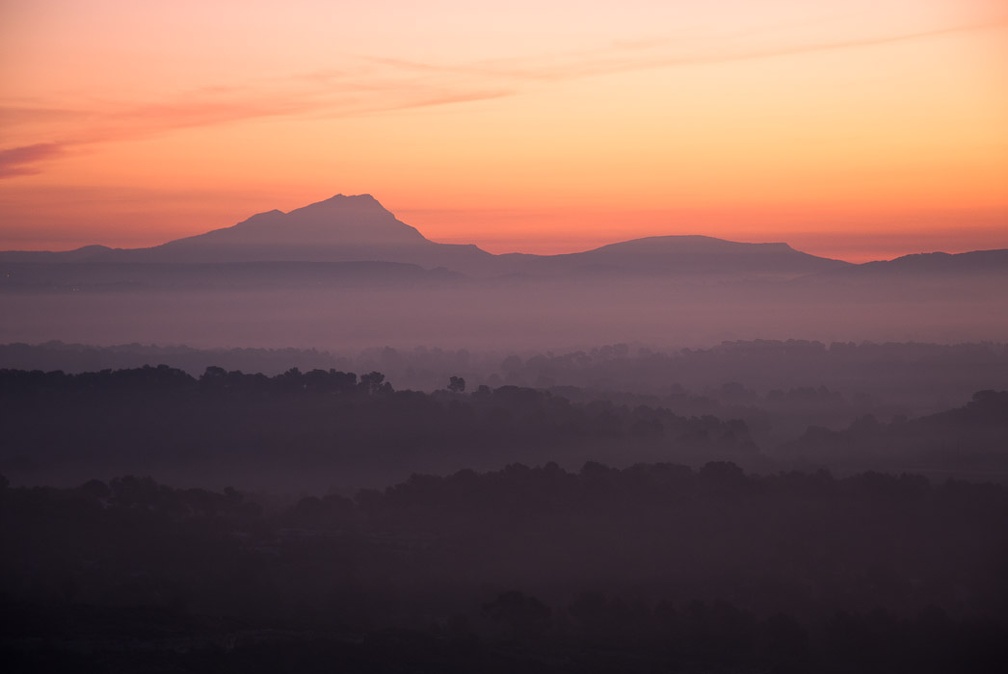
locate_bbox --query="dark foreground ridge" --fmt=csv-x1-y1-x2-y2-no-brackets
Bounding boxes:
2,463,1007,672
2,362,1007,671
0,365,760,489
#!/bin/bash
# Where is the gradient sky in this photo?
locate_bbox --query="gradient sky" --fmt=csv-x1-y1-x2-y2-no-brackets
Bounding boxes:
2,0,1006,261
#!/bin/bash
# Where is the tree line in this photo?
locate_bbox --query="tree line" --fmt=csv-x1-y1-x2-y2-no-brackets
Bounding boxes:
2,463,1005,672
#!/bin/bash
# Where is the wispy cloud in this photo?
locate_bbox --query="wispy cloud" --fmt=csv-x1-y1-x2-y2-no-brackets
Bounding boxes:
3,15,1004,179
0,142,69,178
0,76,510,179
362,17,1008,83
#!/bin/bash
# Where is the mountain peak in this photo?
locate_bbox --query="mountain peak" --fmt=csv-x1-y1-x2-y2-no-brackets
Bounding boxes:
283,193,394,221
83,193,435,264
302,193,382,209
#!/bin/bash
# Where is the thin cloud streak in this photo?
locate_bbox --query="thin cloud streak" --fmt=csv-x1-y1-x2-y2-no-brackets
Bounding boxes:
363,17,1008,83
0,142,69,178
1,77,511,176
86,83,512,136
5,15,1004,179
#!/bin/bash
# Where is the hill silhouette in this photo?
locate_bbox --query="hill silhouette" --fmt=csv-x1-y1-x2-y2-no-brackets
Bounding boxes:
93,194,496,273
2,194,1005,348
0,244,114,264
1,194,851,280
540,235,849,277
5,193,1006,283
839,249,1008,276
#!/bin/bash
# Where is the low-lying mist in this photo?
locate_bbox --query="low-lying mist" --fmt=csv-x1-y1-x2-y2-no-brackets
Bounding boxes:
2,274,1005,350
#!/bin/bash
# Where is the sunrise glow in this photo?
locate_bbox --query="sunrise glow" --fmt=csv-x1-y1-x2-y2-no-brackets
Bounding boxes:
2,0,1006,260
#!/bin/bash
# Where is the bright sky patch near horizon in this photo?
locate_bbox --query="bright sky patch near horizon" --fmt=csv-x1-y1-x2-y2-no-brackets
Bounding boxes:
1,0,1006,261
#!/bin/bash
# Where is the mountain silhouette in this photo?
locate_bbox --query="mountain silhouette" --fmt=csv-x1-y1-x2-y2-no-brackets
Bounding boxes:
0,244,113,264
2,194,1005,348
2,194,1004,284
539,235,848,277
792,249,1008,298
844,250,1008,276
92,194,495,273
99,194,846,278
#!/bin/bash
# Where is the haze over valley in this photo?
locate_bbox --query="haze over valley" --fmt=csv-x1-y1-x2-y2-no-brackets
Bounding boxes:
3,2,1007,670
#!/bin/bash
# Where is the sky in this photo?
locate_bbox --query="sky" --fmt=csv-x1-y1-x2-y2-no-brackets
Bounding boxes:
1,0,1006,261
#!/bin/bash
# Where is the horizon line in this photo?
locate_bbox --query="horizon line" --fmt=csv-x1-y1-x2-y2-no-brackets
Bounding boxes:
2,192,1005,265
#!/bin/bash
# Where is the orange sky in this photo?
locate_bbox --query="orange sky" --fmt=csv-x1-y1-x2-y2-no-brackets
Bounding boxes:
1,0,1006,261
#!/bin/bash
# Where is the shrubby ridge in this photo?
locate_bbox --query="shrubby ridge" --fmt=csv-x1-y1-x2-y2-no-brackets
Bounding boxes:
0,365,758,490
2,361,1006,489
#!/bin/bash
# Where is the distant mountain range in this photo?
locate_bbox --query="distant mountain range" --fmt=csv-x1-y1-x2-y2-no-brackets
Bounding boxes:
1,194,1005,289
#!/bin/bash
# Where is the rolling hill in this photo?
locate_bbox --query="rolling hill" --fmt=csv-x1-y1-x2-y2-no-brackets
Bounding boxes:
0,194,858,283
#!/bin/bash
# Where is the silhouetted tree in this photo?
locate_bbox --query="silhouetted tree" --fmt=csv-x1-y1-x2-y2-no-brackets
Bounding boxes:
359,371,391,395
